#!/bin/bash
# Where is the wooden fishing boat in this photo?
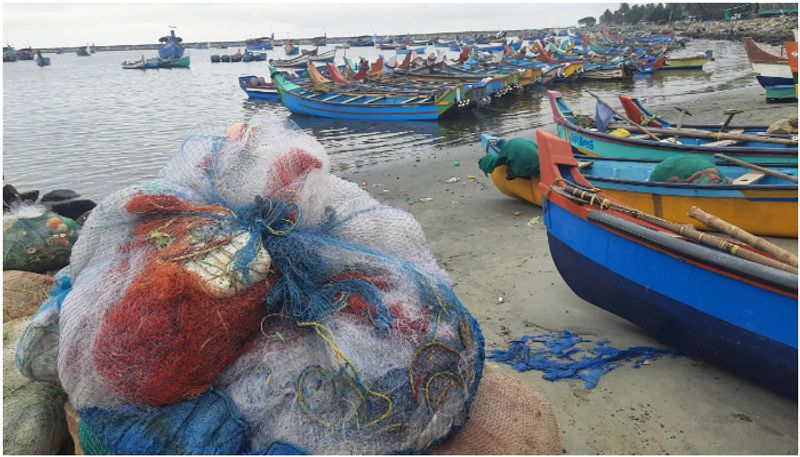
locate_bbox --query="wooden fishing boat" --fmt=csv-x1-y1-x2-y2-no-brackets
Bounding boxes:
122,55,147,70
619,96,777,134
347,36,374,47
788,41,798,95
269,49,335,68
159,55,190,68
76,46,91,57
284,41,299,56
536,129,797,397
238,75,281,101
269,67,461,120
743,37,795,100
549,91,798,165
663,53,709,70
482,133,797,236
579,62,635,80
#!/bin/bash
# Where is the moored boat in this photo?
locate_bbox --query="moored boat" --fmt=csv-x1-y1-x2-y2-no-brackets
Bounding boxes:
157,28,190,68
536,129,797,398
269,67,461,121
76,45,91,56
481,133,798,237
663,52,710,70
269,49,336,68
549,91,798,165
35,50,51,67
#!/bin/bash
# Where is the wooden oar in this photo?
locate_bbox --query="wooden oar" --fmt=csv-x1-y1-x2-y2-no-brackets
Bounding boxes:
608,123,798,146
551,183,798,274
713,153,799,183
586,90,662,142
688,206,798,268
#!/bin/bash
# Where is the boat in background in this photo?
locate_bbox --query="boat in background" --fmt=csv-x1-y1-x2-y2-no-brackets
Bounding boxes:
312,34,327,47
536,129,797,398
35,50,51,67
549,91,798,165
90,43,96,53
157,28,190,68
743,37,795,101
16,47,34,60
76,45,91,57
246,35,274,51
269,49,336,68
663,51,712,70
269,67,462,121
4,45,17,62
347,36,375,47
284,40,299,56
481,133,797,237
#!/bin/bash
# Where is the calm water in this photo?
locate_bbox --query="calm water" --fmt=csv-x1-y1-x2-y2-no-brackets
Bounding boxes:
4,39,760,200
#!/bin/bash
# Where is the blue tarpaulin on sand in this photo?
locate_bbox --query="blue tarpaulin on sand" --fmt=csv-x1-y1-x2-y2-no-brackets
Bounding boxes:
489,331,672,389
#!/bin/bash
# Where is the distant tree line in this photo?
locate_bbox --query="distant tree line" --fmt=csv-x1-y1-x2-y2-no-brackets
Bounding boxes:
597,3,749,25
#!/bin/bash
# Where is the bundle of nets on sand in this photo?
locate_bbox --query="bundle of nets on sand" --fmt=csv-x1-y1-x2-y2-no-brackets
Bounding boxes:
16,116,484,454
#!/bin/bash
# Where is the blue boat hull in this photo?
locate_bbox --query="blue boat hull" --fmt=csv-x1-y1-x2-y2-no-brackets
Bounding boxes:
757,75,795,89
279,91,441,120
545,202,798,397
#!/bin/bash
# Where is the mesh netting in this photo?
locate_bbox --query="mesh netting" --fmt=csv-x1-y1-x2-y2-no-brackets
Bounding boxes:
29,115,483,454
3,213,79,273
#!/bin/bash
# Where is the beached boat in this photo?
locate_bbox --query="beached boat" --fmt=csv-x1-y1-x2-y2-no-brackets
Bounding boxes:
619,96,776,134
663,52,710,70
743,37,795,100
481,134,797,236
536,129,797,397
269,67,461,121
269,49,336,68
788,41,798,95
549,91,798,165
579,62,635,80
35,50,51,67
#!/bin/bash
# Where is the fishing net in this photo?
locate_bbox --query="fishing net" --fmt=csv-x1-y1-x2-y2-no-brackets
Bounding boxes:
30,115,483,454
478,138,540,180
3,213,79,273
648,155,729,184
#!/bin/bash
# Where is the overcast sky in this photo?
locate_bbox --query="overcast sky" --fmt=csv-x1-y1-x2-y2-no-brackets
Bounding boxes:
3,2,618,48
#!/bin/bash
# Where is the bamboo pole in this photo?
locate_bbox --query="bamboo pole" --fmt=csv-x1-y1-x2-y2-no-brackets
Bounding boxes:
552,185,798,274
586,90,662,142
688,206,798,268
713,153,799,183
608,123,798,145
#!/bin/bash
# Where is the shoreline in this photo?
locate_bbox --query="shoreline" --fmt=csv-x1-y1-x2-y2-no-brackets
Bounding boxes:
339,83,798,454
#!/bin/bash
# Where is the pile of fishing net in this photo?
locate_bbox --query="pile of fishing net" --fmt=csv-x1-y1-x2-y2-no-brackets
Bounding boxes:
15,115,484,455
4,212,80,273
648,155,729,184
478,138,540,180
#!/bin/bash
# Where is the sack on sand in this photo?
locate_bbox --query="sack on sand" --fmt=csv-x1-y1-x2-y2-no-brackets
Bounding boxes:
3,213,79,273
50,116,484,454
3,270,53,322
4,316,69,455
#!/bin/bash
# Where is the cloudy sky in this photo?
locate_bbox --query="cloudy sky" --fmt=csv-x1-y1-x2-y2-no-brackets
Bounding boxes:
3,2,618,48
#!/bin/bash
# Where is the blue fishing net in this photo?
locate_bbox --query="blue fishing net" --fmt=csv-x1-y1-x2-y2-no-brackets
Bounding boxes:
490,331,671,389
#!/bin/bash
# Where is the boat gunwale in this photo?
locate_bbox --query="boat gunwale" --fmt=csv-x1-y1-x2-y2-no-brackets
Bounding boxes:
549,91,798,156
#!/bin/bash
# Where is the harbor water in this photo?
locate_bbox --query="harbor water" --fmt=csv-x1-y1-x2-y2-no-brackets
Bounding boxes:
2,39,769,200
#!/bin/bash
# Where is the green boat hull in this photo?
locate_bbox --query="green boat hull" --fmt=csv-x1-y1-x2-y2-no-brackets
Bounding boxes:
159,55,190,68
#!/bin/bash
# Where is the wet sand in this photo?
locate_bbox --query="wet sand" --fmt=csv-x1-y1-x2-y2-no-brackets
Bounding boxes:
340,84,798,454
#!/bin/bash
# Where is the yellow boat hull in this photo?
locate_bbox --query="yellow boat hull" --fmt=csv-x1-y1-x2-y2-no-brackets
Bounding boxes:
488,171,797,237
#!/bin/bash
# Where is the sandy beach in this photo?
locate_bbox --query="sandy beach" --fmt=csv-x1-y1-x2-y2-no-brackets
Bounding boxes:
340,84,798,454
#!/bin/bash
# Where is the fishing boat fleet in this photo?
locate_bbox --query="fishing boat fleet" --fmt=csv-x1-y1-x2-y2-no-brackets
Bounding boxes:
239,30,721,121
